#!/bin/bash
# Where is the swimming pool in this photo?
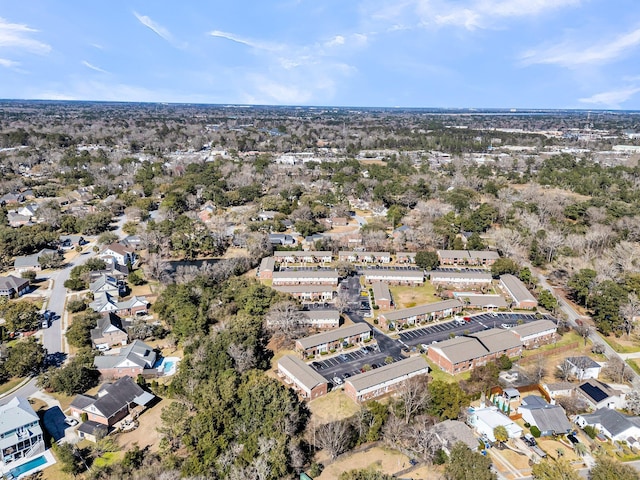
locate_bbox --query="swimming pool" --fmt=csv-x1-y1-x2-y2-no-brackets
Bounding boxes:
9,455,47,479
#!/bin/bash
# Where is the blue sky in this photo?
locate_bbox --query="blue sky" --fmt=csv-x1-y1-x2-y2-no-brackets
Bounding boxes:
1,0,640,109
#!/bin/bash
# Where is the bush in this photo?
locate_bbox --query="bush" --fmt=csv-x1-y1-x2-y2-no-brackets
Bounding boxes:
66,299,86,313
530,426,541,438
21,270,37,281
583,425,597,439
64,278,87,291
524,422,531,428
309,463,324,478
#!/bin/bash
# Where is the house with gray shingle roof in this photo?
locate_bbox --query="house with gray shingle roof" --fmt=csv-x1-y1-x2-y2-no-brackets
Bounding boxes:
576,408,640,447
518,395,572,436
93,339,156,379
69,376,155,428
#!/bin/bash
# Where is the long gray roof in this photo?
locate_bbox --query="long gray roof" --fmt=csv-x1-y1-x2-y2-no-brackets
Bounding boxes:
272,270,339,280
430,271,493,280
430,328,521,364
272,284,336,294
500,274,537,303
372,281,391,300
346,356,429,392
511,320,557,338
380,299,462,322
278,355,327,391
296,323,371,349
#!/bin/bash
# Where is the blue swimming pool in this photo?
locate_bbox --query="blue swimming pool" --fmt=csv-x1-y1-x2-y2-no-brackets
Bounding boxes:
9,455,47,478
163,361,175,371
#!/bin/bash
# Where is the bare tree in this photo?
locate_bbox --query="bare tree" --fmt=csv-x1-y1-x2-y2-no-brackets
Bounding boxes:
575,324,591,346
314,420,353,460
144,253,171,282
557,359,575,382
227,343,257,373
603,357,634,384
398,376,431,424
525,357,547,384
265,301,307,339
408,415,440,461
382,414,410,449
626,389,640,415
620,293,640,337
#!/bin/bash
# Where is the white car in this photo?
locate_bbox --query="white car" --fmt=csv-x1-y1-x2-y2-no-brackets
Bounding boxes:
332,376,343,385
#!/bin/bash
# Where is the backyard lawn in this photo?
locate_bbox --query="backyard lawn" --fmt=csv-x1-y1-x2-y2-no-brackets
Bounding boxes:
308,390,360,424
389,283,440,309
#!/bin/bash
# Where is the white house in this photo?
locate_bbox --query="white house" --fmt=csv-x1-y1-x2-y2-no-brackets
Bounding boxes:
576,408,640,447
0,397,45,469
101,243,136,267
467,406,523,442
565,356,601,380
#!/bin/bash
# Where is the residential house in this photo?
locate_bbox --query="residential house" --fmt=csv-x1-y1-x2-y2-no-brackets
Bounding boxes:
344,356,430,403
565,356,602,380
427,328,523,374
271,270,339,286
467,406,523,442
437,250,500,267
258,256,275,280
430,270,493,286
7,211,31,227
100,243,137,268
372,282,392,309
90,274,124,297
456,294,508,310
510,320,558,348
469,251,500,266
0,275,30,298
272,284,336,302
273,251,333,263
575,408,640,447
500,274,538,309
69,376,155,429
295,323,372,357
90,292,148,317
91,313,128,349
437,250,471,265
395,252,416,264
88,262,129,282
268,233,295,246
542,382,576,400
0,397,45,468
577,379,626,410
17,204,38,219
432,420,479,454
93,340,156,379
361,269,424,285
120,235,143,250
277,355,328,399
377,300,463,329
518,395,572,437
300,310,341,329
0,192,25,206
337,251,391,264
13,248,58,273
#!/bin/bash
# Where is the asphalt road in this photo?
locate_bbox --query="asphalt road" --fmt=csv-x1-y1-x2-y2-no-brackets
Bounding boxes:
0,377,39,406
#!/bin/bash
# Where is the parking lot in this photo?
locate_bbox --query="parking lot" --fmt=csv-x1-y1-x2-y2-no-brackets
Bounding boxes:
310,345,406,386
432,267,487,273
398,312,555,347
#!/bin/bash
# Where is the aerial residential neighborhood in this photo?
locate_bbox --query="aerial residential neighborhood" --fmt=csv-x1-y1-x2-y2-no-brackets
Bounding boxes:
2,101,640,480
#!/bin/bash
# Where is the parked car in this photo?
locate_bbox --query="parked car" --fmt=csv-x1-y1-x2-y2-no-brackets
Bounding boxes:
523,433,537,446
332,376,343,385
64,417,78,426
339,354,349,361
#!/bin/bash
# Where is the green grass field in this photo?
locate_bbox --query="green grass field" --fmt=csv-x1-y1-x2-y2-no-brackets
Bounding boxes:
389,283,440,309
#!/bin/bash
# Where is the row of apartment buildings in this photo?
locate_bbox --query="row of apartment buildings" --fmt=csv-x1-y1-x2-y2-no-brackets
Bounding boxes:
427,319,557,374
278,354,430,403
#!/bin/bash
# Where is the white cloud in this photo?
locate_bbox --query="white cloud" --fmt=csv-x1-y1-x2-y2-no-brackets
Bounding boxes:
133,12,185,48
209,30,284,52
325,35,345,48
579,86,640,108
368,0,581,30
82,60,108,74
0,17,51,54
0,58,18,68
521,28,640,67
